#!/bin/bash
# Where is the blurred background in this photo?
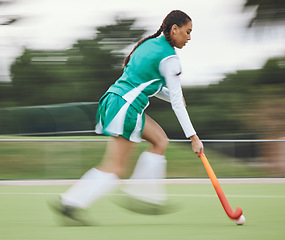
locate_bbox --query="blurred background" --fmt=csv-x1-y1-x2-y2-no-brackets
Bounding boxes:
0,0,285,179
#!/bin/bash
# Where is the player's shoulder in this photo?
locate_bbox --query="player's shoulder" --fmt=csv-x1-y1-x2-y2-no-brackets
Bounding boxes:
159,55,181,76
142,36,173,48
141,36,175,59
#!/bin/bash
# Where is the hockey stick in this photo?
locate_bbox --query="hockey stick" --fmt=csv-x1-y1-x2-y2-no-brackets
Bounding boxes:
200,153,243,220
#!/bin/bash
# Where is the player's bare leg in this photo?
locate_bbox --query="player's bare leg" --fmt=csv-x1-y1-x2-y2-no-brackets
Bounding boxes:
117,115,177,214
49,136,134,225
142,114,169,155
98,136,134,177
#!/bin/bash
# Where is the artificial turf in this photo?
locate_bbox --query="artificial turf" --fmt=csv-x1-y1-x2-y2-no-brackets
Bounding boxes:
0,182,284,240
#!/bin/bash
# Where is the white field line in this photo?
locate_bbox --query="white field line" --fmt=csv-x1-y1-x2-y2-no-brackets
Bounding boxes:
1,179,284,199
1,138,285,142
0,178,285,186
0,192,284,199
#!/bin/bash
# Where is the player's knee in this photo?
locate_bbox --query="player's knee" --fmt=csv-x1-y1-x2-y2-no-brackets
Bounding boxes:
156,137,169,153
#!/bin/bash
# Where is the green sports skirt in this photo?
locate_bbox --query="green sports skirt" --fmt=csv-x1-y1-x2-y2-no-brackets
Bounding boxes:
95,92,145,143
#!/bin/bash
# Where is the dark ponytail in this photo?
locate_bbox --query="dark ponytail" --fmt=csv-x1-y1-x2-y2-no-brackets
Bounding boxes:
123,10,191,67
123,26,163,67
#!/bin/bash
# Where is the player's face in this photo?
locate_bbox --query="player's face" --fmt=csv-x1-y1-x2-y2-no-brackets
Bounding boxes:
171,20,192,49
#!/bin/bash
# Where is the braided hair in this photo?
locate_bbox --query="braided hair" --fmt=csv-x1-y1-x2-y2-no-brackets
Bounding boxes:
123,10,191,67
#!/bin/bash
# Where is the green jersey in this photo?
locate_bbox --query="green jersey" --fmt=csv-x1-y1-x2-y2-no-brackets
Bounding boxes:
107,36,176,114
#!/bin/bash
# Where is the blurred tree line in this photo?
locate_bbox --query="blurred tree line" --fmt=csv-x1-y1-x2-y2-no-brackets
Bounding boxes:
2,18,145,106
0,0,284,139
244,0,285,27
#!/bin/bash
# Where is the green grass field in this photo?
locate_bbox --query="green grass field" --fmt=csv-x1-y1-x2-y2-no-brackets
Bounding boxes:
0,182,284,240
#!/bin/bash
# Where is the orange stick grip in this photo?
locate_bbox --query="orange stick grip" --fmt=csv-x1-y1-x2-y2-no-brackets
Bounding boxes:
200,154,243,220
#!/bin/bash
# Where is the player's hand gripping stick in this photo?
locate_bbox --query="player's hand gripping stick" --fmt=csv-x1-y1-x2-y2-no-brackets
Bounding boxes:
200,153,243,220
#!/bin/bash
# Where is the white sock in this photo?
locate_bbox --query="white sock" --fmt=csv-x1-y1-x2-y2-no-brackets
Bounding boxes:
61,168,119,209
122,151,167,205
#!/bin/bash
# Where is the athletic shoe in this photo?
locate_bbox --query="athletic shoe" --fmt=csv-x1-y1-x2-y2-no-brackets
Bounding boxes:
48,196,94,226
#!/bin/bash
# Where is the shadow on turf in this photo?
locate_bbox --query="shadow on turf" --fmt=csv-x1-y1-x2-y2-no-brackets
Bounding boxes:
109,191,182,215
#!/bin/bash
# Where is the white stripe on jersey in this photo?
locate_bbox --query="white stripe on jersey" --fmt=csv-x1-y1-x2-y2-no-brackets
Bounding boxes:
122,79,160,104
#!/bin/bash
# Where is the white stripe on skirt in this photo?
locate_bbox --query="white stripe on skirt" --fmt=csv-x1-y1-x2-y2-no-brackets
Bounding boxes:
105,101,130,136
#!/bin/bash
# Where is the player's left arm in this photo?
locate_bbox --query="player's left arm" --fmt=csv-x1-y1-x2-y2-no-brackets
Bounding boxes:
159,56,204,156
155,87,171,102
